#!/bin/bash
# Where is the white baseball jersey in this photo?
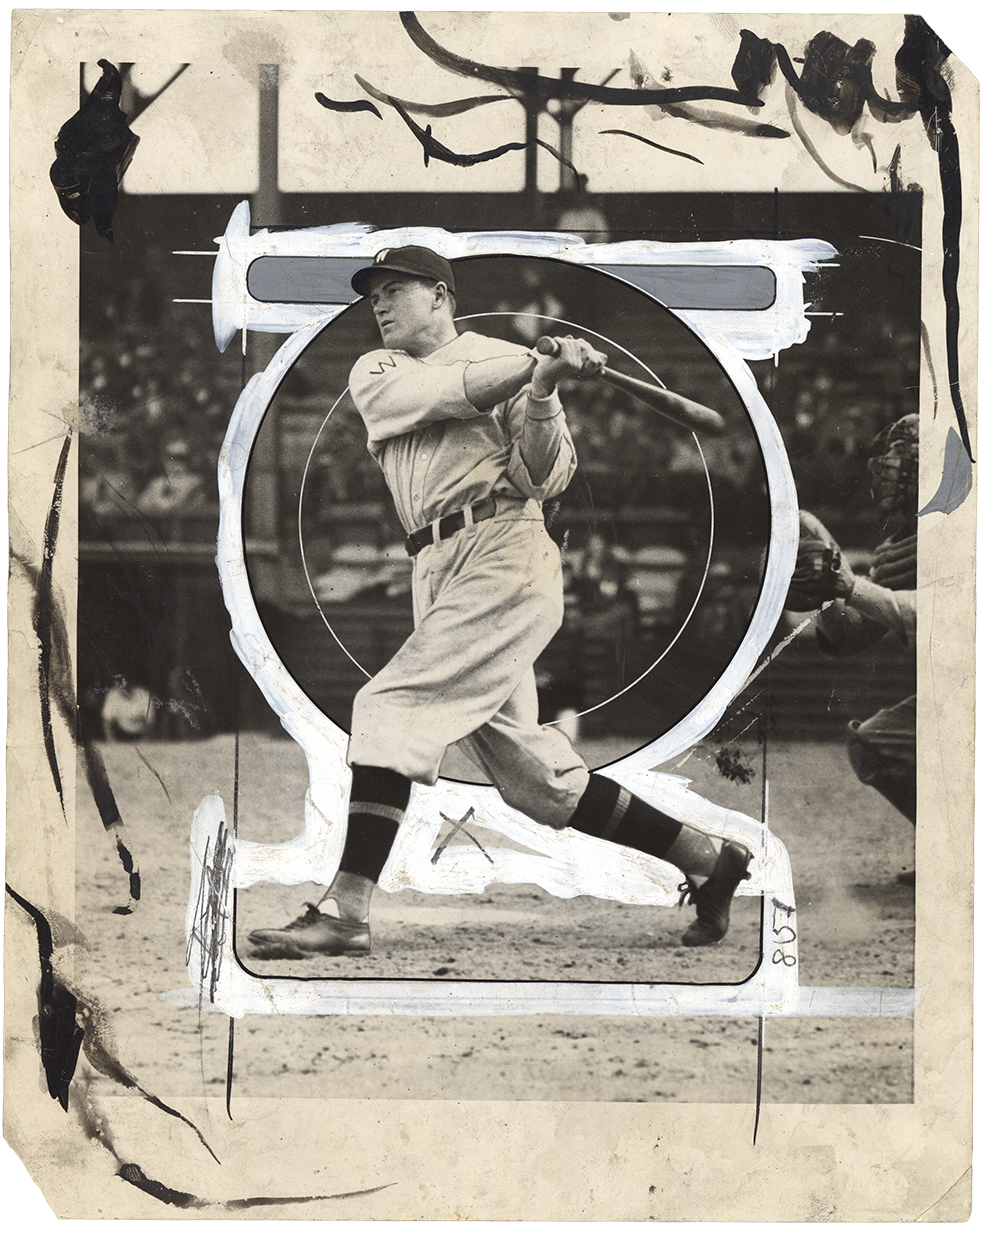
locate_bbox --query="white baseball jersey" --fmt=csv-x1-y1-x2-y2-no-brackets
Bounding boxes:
348,330,576,533
346,330,590,827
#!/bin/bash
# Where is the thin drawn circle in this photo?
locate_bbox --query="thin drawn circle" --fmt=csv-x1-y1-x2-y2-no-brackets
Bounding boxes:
294,310,716,723
297,388,374,679
457,312,717,723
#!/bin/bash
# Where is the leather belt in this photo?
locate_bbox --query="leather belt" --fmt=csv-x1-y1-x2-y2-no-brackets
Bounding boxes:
404,496,497,557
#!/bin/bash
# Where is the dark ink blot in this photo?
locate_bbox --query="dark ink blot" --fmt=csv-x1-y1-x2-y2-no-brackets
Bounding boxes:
740,19,969,459
32,432,73,816
49,60,139,244
117,1161,395,1210
226,1016,236,1121
599,129,705,164
5,883,219,1161
919,321,939,419
632,49,789,141
884,144,922,248
783,86,868,193
79,724,141,912
5,885,83,1110
355,74,511,118
894,16,971,460
315,93,382,119
117,1163,199,1208
14,466,142,913
732,30,778,99
784,33,880,135
399,11,765,109
772,34,911,135
753,1014,765,1145
714,746,756,785
386,94,580,185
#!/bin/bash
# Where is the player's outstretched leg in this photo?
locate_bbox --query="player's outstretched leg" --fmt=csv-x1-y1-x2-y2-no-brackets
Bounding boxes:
568,773,752,946
247,765,411,958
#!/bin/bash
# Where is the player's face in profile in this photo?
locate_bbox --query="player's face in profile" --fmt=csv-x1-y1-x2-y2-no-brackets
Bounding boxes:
368,273,440,352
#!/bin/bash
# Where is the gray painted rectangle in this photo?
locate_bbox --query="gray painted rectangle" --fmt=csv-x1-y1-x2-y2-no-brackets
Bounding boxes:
246,255,777,311
594,264,776,310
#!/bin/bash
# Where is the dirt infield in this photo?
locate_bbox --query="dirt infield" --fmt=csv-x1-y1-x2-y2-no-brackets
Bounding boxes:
73,734,913,1105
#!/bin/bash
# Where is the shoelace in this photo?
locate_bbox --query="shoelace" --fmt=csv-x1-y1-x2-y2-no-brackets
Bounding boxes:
282,902,323,930
677,879,699,908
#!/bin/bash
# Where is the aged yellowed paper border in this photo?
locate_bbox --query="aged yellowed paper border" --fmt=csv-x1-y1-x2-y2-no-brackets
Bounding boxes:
6,8,976,1220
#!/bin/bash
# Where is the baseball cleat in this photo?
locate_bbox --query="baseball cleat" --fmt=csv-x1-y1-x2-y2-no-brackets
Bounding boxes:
678,841,753,947
246,903,371,958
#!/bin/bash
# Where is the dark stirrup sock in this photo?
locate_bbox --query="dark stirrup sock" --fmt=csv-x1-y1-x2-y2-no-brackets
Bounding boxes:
568,772,719,876
338,764,412,883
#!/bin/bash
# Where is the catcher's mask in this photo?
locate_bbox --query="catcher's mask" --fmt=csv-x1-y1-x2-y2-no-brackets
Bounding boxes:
868,413,919,519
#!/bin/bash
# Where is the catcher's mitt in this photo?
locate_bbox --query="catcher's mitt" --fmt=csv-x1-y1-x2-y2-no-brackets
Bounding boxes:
785,511,854,611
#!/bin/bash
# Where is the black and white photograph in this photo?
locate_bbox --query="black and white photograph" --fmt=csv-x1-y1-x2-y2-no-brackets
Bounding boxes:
6,8,976,1221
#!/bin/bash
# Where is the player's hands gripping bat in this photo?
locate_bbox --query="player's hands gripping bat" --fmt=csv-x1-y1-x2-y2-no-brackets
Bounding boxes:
531,335,607,390
534,335,726,437
785,510,856,611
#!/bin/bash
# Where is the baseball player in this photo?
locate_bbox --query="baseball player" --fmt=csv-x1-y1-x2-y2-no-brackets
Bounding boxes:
785,415,917,880
249,246,752,958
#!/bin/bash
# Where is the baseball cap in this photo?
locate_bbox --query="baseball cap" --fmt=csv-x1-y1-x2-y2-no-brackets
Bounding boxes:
350,245,456,297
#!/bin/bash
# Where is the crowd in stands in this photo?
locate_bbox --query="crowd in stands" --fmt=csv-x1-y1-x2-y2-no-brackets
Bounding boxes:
78,245,919,740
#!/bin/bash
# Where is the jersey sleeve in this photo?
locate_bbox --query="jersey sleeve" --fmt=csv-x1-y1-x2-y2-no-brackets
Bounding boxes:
815,581,916,655
504,389,578,500
846,578,916,649
349,349,482,444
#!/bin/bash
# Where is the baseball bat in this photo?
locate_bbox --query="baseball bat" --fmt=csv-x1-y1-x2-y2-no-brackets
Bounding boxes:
535,336,726,437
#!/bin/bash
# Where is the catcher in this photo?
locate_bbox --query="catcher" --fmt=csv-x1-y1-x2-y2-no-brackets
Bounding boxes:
785,415,918,879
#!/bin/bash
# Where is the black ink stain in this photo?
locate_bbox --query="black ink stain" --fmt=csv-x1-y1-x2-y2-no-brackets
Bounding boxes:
385,94,580,185
5,883,83,1109
774,32,910,135
732,30,778,99
885,143,922,248
630,50,790,140
783,83,868,193
714,746,755,786
49,60,139,244
919,320,939,419
354,74,512,118
118,1164,200,1208
314,93,383,119
894,16,971,460
6,884,220,1161
14,459,142,913
226,1016,236,1121
599,129,705,164
117,1161,395,1210
741,20,970,460
400,11,765,109
32,431,73,816
77,1088,386,1209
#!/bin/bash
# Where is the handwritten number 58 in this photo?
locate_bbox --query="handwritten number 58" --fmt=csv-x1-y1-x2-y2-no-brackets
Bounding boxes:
770,898,797,967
